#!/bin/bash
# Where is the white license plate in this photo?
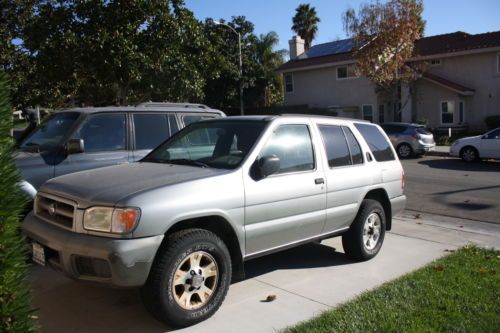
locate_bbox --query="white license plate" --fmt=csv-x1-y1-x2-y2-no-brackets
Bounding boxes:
32,242,46,266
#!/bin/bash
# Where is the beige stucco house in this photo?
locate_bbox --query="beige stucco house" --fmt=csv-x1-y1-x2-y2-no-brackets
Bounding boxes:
277,31,500,131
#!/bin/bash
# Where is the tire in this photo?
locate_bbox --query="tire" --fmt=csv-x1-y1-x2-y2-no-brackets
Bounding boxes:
460,146,479,162
342,199,386,261
141,228,232,328
396,143,413,159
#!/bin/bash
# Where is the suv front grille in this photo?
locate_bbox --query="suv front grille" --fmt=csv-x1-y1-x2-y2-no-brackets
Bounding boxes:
35,194,76,230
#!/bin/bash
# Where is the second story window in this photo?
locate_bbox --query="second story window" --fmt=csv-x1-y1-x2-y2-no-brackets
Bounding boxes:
337,64,357,79
429,59,441,66
284,74,294,93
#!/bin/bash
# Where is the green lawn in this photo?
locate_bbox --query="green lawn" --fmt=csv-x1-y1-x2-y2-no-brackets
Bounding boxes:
285,246,500,333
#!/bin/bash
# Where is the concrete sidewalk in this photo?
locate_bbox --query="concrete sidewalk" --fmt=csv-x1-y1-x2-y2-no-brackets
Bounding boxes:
29,212,499,333
426,145,450,157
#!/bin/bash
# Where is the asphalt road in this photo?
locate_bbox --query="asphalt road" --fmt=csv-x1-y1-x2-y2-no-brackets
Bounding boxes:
401,155,500,224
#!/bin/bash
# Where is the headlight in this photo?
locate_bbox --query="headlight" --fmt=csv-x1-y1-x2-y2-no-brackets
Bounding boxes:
84,207,140,234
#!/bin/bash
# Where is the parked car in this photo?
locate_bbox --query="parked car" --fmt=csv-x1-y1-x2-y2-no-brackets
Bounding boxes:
15,102,225,199
23,115,406,327
380,123,436,159
450,127,500,162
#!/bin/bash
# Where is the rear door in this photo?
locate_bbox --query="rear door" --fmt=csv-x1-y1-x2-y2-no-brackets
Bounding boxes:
54,113,130,177
131,113,178,161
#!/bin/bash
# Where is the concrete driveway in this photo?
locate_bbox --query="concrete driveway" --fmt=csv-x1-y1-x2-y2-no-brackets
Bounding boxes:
30,213,499,333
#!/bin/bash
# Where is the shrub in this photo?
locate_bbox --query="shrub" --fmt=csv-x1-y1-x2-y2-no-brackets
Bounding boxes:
0,72,37,332
485,115,500,130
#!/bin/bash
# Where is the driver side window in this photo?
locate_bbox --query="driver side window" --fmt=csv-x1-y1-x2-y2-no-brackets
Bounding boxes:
73,114,126,152
260,124,314,174
486,129,500,139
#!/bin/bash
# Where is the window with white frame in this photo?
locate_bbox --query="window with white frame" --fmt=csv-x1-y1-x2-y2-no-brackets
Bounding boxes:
441,101,454,124
337,64,357,79
459,101,465,124
284,74,293,93
362,105,373,122
429,59,441,66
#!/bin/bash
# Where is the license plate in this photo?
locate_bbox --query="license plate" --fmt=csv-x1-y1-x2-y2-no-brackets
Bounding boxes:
32,242,46,266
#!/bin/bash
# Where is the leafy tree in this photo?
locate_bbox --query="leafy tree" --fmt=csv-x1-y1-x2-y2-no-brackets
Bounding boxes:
343,0,425,115
0,73,37,332
292,3,321,50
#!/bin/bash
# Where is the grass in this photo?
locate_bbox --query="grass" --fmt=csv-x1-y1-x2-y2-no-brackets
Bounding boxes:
284,246,500,333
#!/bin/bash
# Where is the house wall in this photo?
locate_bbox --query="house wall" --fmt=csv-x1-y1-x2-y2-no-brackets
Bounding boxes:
416,51,500,130
283,65,378,120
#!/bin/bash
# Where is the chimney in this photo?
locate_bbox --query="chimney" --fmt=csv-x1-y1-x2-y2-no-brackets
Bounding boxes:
289,36,305,60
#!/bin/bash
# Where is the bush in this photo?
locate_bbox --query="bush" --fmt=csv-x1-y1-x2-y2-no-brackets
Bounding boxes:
0,73,37,332
485,115,500,130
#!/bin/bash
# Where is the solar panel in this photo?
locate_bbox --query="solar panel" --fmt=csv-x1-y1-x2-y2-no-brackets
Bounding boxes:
298,38,353,59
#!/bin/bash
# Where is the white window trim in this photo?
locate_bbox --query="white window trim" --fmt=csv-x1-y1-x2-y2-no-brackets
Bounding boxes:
362,104,374,121
336,65,358,80
458,101,466,124
440,100,454,125
284,73,294,94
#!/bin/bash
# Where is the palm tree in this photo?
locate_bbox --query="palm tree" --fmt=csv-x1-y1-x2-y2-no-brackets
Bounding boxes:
255,31,287,106
292,3,321,50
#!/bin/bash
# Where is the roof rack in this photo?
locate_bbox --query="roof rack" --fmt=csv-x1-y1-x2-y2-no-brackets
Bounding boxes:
137,102,210,109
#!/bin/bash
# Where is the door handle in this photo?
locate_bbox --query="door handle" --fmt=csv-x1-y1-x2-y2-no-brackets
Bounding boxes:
314,178,325,185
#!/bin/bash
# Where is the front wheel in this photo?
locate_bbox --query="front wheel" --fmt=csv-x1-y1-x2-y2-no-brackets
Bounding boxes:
460,146,479,162
141,229,232,327
342,199,386,261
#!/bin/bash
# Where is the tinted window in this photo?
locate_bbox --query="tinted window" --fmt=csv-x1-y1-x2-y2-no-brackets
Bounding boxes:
319,125,351,167
169,114,179,134
381,124,406,134
21,112,80,150
261,125,314,173
285,74,293,92
74,114,126,152
134,114,170,150
183,115,213,126
354,123,395,162
343,126,363,164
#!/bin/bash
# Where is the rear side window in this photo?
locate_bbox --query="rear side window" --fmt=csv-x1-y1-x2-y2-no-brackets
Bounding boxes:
261,124,314,173
343,126,363,165
319,125,364,167
133,114,170,150
354,123,395,162
318,125,351,167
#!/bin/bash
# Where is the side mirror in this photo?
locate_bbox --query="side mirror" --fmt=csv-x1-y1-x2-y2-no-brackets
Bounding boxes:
258,155,280,178
66,138,84,154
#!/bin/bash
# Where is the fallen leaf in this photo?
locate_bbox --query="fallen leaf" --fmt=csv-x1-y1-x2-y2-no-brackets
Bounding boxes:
458,225,464,228
414,213,421,219
479,268,488,274
261,295,277,302
434,265,444,272
490,269,496,275
485,256,492,260
416,222,422,225
464,199,470,203
464,174,469,177
444,249,456,253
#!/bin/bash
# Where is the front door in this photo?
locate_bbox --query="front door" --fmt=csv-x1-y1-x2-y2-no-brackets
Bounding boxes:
480,129,500,158
243,123,326,256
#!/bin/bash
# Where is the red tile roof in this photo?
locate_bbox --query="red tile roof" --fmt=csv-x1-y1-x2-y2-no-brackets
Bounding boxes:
422,72,475,95
278,31,500,72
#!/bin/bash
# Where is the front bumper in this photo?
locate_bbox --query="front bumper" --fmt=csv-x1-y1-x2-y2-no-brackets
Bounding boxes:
23,212,164,287
449,145,460,157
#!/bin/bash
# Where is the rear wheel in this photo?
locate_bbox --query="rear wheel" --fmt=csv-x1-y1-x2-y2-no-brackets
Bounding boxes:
141,229,231,327
460,146,479,162
396,143,413,159
342,199,386,261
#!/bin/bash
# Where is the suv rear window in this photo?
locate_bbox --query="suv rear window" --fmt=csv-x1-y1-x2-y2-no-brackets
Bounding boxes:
415,127,431,135
354,123,395,162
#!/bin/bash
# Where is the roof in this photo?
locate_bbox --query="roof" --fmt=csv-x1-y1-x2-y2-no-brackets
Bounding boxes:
55,104,225,116
422,72,475,95
278,30,500,72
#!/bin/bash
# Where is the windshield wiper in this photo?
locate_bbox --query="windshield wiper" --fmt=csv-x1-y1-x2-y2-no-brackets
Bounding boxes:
166,159,211,168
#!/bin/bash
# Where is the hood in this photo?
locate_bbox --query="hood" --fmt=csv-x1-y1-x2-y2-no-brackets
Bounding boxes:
39,162,228,207
456,135,481,144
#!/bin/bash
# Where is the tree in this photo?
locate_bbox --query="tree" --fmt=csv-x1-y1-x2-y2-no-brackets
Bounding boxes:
343,0,425,116
254,32,287,106
292,3,321,50
0,73,37,333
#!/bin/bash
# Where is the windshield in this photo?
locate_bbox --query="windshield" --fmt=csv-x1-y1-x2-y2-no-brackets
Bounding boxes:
20,112,80,150
143,120,268,169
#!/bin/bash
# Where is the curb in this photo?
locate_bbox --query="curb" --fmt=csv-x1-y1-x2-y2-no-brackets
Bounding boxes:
426,151,449,157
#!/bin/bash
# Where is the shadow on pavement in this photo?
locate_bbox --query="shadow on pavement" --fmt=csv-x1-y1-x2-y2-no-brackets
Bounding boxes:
418,158,500,172
31,241,346,333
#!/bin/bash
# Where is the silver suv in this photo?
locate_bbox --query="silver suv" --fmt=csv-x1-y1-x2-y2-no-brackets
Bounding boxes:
24,115,406,327
381,123,435,158
16,102,224,199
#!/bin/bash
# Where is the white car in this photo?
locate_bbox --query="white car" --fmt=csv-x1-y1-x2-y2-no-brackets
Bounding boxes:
450,127,500,162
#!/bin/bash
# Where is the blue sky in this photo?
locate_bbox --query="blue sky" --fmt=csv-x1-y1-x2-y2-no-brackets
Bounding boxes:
185,0,500,52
